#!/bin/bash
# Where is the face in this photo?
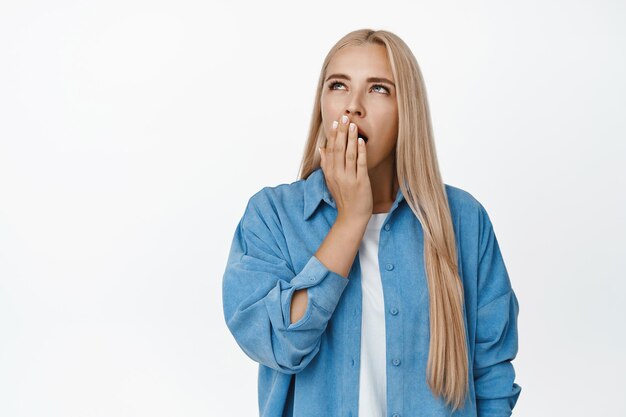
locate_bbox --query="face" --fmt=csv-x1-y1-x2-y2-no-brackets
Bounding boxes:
320,43,399,170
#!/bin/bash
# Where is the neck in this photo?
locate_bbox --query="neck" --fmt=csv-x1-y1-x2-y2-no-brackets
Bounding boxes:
368,154,399,214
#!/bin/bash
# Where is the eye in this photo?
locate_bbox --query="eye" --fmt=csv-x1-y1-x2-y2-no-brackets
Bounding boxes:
327,80,390,95
328,81,346,90
372,84,390,94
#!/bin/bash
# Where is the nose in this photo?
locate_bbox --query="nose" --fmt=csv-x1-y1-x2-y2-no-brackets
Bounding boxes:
344,96,364,118
344,108,362,118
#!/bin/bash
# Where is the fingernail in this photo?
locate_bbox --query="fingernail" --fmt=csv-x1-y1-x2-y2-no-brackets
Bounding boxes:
332,120,338,129
358,137,364,145
349,123,355,132
341,115,348,124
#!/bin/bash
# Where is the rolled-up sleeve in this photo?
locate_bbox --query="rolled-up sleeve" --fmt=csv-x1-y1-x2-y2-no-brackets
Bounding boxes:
473,204,522,417
222,191,349,374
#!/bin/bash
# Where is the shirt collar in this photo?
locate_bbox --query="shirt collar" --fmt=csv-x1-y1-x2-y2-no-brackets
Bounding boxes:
303,167,406,221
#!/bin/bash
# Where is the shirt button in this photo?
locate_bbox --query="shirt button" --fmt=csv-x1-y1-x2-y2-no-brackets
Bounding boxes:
392,358,401,366
390,308,398,315
384,224,391,231
309,277,316,281
392,414,400,417
385,263,394,271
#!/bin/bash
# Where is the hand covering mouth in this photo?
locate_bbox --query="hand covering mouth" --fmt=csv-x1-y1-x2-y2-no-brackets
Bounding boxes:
357,128,369,143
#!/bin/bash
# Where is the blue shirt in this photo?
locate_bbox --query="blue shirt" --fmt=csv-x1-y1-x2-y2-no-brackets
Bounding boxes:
222,167,522,417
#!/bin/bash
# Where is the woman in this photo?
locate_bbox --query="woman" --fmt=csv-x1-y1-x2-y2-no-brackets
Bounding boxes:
222,28,522,417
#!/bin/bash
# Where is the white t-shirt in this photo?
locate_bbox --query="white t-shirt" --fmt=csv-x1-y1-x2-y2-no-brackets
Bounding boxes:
357,212,388,417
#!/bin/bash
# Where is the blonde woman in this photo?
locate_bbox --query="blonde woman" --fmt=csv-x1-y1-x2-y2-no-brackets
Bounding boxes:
222,28,522,417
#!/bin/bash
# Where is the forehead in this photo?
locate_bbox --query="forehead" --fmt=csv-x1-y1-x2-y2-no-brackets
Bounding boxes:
326,44,394,79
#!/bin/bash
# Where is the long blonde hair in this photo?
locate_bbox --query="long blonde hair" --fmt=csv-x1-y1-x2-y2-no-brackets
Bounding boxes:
297,29,469,411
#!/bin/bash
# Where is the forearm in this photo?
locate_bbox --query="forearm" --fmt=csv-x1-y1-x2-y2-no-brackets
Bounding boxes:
290,216,368,324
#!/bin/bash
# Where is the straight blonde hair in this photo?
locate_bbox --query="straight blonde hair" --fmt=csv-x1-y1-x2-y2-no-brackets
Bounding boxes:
297,29,469,411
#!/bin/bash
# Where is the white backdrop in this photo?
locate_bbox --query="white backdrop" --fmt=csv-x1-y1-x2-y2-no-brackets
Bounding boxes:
1,1,625,416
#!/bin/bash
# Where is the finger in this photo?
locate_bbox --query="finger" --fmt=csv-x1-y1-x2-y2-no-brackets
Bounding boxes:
356,136,367,179
334,115,349,173
346,122,358,176
327,119,338,172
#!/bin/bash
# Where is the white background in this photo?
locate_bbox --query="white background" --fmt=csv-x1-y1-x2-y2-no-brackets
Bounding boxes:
1,1,625,416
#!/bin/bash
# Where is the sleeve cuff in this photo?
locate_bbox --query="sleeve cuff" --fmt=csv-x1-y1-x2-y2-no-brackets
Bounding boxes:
281,255,349,329
476,385,522,417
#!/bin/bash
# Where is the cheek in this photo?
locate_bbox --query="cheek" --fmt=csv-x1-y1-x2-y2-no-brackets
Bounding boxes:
381,111,399,137
321,99,341,118
372,108,398,136
321,101,342,135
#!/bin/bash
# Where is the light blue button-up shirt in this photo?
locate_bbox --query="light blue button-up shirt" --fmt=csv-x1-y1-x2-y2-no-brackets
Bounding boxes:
222,167,522,417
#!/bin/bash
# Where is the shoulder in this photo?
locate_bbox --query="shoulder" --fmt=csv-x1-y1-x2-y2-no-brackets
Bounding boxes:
443,183,494,234
247,177,305,210
444,183,485,214
242,177,306,227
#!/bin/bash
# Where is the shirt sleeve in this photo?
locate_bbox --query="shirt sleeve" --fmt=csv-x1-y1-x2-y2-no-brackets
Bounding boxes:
222,191,349,374
473,204,522,417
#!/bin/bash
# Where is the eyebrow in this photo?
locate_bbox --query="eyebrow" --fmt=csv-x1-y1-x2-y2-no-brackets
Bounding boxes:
325,73,396,88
